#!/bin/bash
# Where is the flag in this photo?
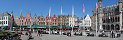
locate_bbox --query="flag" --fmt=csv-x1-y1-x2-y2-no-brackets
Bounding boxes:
96,3,98,11
72,6,74,17
11,14,14,21
72,6,74,27
49,8,51,17
61,6,62,15
82,4,85,13
48,7,51,22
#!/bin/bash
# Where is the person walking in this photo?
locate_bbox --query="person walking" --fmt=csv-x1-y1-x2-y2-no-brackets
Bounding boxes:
28,30,31,36
111,31,114,38
40,29,43,36
37,29,41,36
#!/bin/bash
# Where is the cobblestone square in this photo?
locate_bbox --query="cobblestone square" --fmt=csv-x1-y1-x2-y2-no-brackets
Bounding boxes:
21,31,123,40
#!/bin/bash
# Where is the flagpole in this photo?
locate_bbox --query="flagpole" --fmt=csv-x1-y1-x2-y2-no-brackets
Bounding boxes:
49,7,51,34
96,3,98,36
82,4,85,32
96,11,98,36
60,6,62,35
72,6,74,36
82,4,84,31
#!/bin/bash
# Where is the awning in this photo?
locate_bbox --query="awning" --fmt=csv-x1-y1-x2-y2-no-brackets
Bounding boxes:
26,25,72,29
27,25,47,28
58,26,71,28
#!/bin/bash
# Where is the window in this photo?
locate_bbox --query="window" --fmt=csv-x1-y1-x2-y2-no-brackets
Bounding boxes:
6,17,7,20
3,17,5,20
6,21,7,24
117,17,120,22
4,17,6,20
22,20,23,22
29,19,30,21
26,19,27,21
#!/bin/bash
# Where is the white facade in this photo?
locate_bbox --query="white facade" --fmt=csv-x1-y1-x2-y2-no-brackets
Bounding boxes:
79,19,84,26
0,16,9,26
79,14,91,27
0,13,12,28
69,16,77,27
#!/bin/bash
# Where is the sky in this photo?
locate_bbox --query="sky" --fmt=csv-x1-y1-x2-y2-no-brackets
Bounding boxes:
0,0,118,18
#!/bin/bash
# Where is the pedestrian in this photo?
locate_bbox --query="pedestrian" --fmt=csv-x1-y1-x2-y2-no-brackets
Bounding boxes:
25,31,28,35
37,29,41,36
40,29,43,36
28,30,31,36
111,31,114,38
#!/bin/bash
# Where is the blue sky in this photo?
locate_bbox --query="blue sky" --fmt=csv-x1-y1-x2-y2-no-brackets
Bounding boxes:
0,0,118,18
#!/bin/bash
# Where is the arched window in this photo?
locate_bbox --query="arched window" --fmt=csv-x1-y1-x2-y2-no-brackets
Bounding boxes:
115,17,117,22
117,17,120,22
106,25,110,30
111,17,113,22
111,24,114,30
102,25,105,30
115,24,120,30
112,17,114,22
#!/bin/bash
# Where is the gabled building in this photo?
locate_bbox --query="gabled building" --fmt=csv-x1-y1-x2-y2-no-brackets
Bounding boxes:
18,12,25,26
84,14,91,27
0,12,13,30
24,13,32,26
33,14,38,25
58,15,69,26
51,14,58,26
69,15,77,27
45,14,51,26
15,12,32,26
79,14,91,30
38,16,45,26
92,0,123,31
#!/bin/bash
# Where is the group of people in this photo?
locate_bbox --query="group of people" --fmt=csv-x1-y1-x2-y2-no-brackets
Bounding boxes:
25,29,43,36
25,29,43,39
37,29,43,36
110,31,121,38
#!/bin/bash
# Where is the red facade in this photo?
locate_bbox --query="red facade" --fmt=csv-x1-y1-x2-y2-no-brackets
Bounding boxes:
45,14,58,26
